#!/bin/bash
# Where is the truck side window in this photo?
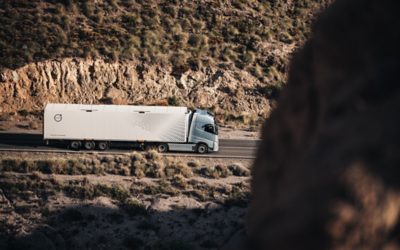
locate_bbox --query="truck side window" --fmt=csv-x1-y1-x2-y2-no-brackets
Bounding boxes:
204,124,215,134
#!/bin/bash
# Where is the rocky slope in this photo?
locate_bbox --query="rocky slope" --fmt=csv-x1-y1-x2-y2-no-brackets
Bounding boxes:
0,0,331,125
0,58,270,122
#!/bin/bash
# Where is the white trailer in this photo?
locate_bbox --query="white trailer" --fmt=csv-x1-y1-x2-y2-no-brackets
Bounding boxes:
43,103,218,153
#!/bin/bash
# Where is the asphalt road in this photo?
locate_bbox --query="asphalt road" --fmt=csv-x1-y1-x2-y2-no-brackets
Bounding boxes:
0,132,260,159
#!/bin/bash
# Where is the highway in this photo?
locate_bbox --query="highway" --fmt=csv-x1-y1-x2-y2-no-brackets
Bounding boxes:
0,132,259,159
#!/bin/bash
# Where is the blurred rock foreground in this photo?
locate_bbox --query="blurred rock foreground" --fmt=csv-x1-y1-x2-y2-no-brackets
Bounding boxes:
248,0,400,249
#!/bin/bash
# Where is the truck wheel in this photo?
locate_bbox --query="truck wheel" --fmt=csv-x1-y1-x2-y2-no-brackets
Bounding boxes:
70,141,81,150
197,143,208,154
83,141,95,150
157,143,168,153
98,142,109,151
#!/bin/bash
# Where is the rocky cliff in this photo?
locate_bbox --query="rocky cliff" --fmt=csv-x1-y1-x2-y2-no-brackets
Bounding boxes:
0,58,269,123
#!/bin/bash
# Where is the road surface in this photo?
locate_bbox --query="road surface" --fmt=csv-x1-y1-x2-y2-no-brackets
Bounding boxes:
0,132,260,159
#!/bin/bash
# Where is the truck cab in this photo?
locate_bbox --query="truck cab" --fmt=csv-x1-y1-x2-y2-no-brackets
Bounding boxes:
188,109,219,153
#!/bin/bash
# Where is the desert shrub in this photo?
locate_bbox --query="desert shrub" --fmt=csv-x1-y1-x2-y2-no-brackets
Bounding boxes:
187,160,199,168
66,159,90,175
144,162,164,178
18,160,35,173
220,47,237,62
167,96,180,106
17,109,29,117
188,34,208,49
241,51,255,66
130,153,152,178
251,63,265,79
35,160,54,174
1,159,20,171
224,185,250,208
196,165,230,178
122,198,148,216
228,163,250,176
145,149,160,161
119,166,131,176
130,152,143,161
144,180,178,196
96,184,130,202
173,32,189,45
63,185,94,200
162,5,177,17
82,1,95,17
170,52,189,75
170,174,187,189
188,57,202,70
131,160,145,178
164,161,193,178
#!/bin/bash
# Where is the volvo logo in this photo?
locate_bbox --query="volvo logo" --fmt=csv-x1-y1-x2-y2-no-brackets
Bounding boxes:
54,114,62,122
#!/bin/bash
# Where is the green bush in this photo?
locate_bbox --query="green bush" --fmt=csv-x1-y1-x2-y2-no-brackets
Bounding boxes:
167,96,180,106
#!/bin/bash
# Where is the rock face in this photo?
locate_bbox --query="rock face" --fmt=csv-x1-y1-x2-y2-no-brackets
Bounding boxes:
247,0,400,249
0,58,270,119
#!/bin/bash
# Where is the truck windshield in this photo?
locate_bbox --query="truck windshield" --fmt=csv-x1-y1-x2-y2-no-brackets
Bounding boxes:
204,124,218,135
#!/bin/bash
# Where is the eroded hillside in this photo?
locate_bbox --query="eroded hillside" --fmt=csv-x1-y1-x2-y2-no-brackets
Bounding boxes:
0,0,331,126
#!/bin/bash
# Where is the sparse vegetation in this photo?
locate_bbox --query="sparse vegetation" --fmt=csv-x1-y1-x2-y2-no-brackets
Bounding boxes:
0,151,251,249
122,199,148,217
0,0,331,85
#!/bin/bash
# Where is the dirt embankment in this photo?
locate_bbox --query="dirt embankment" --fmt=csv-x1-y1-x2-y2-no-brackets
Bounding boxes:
0,58,270,124
0,151,251,249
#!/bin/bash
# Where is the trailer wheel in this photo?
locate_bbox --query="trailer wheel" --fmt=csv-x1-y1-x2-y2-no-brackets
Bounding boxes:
157,143,168,153
83,141,95,150
98,142,109,151
70,141,81,150
196,143,208,154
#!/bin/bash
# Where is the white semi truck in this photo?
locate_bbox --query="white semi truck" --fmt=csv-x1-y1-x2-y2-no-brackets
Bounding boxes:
43,103,218,153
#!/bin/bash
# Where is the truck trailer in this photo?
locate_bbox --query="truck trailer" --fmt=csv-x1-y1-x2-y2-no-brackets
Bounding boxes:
43,103,218,153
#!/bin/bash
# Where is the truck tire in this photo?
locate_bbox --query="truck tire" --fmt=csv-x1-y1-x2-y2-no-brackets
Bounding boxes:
70,141,81,150
83,141,95,150
157,143,168,153
197,143,208,154
98,141,109,151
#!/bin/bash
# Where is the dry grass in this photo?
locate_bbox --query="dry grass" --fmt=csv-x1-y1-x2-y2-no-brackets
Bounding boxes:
0,1,331,84
0,151,252,249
